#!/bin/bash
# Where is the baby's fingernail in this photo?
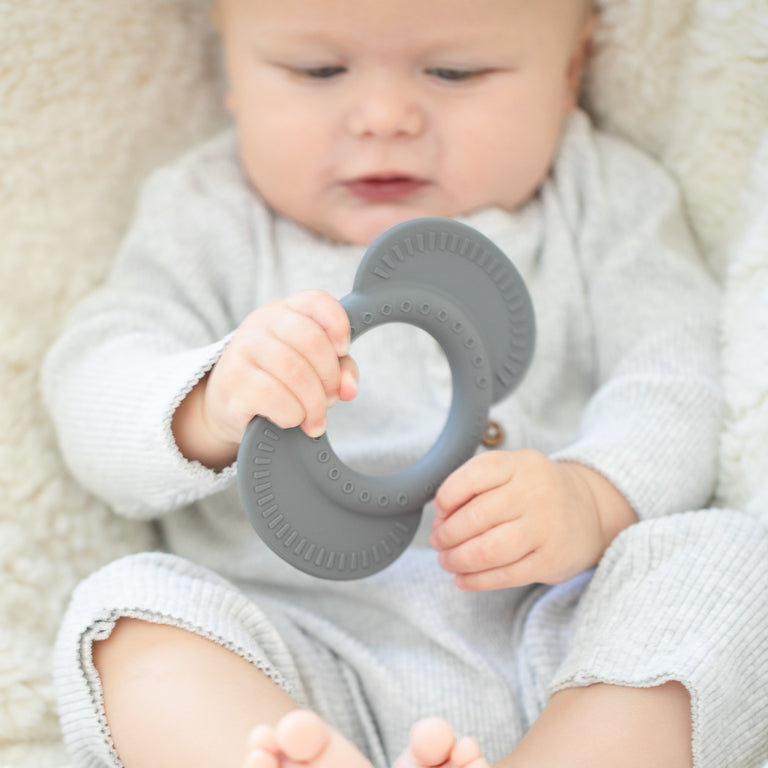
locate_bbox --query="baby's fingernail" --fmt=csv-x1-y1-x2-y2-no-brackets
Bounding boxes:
308,419,327,438
327,394,339,408
338,335,351,357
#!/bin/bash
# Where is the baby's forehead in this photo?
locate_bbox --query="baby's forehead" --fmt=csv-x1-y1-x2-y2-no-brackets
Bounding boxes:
213,0,593,23
213,0,593,44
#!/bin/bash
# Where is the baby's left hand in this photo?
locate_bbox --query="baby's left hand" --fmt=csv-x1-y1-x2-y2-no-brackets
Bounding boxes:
430,450,635,591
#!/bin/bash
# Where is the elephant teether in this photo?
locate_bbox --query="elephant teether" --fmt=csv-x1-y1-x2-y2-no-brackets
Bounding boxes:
237,218,535,579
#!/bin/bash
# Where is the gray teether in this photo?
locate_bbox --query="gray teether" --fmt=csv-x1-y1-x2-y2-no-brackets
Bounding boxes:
237,218,535,579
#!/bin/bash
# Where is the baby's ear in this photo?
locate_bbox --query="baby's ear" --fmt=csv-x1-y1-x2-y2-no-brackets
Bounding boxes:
565,11,599,111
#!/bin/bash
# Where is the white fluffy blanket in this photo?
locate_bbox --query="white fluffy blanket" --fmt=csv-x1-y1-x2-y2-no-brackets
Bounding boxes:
1,1,766,765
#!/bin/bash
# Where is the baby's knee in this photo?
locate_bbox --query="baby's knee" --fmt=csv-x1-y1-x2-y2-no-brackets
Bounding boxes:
93,617,207,684
92,617,153,669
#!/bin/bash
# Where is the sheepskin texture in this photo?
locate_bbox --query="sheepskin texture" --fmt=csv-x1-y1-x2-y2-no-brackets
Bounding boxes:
0,0,766,765
719,135,768,513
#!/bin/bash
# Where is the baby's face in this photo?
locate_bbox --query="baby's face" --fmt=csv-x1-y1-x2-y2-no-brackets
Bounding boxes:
215,0,593,245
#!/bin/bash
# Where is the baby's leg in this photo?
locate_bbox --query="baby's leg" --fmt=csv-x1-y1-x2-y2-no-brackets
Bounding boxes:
93,617,300,767
498,681,692,767
244,710,490,768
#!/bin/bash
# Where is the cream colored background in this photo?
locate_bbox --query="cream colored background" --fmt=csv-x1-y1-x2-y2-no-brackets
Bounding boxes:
1,1,767,764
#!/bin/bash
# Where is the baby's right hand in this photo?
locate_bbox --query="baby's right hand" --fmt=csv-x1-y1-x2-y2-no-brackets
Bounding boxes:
172,289,357,470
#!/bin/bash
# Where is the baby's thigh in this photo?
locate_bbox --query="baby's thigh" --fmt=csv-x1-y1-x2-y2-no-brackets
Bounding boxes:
54,551,368,767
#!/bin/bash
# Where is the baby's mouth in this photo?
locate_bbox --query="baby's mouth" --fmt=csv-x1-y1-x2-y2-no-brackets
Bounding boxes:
343,175,429,202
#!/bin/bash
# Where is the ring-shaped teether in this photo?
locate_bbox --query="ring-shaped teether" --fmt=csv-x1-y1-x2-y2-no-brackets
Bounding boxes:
237,218,535,579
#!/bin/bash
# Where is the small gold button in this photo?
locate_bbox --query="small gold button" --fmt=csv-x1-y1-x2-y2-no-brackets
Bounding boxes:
482,419,504,448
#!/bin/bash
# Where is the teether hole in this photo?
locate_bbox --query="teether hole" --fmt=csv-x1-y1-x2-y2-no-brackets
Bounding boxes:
326,323,452,476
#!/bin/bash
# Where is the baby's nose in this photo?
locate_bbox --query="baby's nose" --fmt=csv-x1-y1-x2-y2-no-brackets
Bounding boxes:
346,90,425,139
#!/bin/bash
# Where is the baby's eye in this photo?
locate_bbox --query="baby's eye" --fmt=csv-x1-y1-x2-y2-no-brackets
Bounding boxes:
301,65,347,79
427,67,484,82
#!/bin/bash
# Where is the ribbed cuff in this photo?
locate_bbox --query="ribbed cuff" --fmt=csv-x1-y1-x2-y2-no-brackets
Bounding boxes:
549,509,768,767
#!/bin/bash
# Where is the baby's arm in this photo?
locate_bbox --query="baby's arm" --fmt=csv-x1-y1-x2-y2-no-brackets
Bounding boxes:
429,124,724,592
41,135,362,517
431,450,636,590
172,289,358,471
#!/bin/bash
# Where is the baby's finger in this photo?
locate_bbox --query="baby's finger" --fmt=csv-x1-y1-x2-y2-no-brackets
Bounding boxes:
434,452,516,520
452,552,543,591
249,337,330,436
264,308,345,402
430,485,521,551
213,364,307,442
436,521,534,575
285,289,351,358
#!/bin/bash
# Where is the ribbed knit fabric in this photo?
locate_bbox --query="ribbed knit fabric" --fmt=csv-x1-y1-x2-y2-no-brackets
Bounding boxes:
43,111,768,767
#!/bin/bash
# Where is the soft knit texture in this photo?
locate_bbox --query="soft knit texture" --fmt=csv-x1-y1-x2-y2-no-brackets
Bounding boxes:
42,112,722,529
2,1,768,766
41,111,751,767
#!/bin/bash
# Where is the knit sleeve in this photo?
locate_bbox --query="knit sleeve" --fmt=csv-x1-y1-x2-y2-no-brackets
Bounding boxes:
41,134,260,519
550,120,722,520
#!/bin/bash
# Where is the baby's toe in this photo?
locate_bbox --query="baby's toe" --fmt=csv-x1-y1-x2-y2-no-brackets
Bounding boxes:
243,747,280,768
409,717,455,767
275,710,331,763
450,737,482,767
245,725,281,768
248,724,279,753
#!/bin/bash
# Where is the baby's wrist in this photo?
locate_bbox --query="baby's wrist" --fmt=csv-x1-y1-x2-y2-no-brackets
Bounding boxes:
172,374,238,471
564,462,637,550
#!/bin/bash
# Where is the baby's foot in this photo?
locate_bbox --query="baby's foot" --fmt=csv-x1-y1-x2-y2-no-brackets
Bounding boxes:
242,710,489,768
394,717,491,768
243,709,374,768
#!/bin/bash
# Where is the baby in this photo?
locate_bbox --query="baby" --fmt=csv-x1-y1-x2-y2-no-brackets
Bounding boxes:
44,0,727,766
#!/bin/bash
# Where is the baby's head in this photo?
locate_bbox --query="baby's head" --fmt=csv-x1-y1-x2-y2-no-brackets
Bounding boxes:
212,0,596,245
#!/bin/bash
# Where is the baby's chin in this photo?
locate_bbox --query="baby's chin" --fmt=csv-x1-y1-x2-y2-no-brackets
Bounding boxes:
301,206,468,247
